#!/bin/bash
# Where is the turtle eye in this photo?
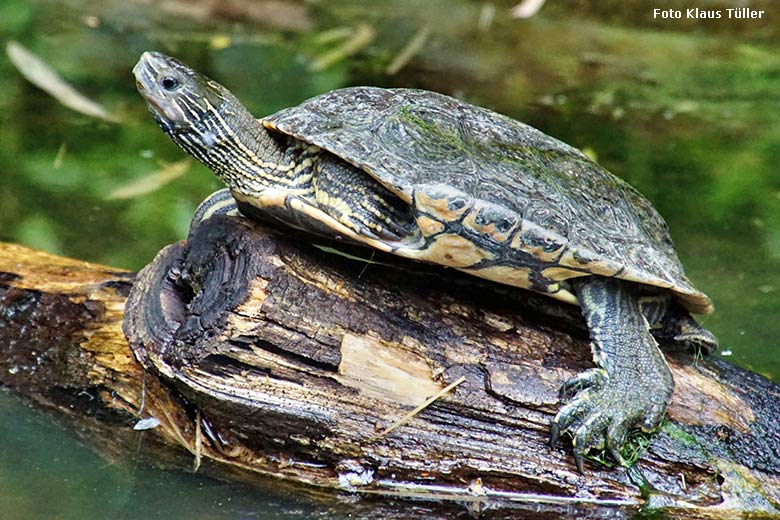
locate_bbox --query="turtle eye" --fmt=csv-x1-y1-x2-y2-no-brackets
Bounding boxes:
160,76,180,91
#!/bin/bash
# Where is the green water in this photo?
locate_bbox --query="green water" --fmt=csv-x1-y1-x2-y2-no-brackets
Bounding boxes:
1,0,778,517
0,392,337,519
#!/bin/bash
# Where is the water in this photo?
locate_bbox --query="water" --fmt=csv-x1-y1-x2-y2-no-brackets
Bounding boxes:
1,0,778,517
0,391,343,519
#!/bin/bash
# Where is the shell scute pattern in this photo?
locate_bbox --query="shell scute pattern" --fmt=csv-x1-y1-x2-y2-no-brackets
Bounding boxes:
265,87,711,313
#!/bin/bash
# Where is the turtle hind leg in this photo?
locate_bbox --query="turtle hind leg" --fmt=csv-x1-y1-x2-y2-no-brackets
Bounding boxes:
550,276,674,472
657,300,718,355
675,322,718,355
312,155,416,242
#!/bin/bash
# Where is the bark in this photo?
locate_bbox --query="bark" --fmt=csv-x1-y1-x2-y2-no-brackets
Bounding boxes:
1,216,779,518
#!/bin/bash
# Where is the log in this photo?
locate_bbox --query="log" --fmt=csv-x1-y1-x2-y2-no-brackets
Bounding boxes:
1,216,779,518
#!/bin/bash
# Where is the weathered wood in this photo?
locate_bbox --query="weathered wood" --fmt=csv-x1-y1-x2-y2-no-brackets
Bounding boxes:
1,216,779,518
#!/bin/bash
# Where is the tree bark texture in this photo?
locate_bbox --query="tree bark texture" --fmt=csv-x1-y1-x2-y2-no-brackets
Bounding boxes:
1,216,779,518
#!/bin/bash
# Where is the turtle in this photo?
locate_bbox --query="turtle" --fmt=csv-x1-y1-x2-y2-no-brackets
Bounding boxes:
133,51,717,472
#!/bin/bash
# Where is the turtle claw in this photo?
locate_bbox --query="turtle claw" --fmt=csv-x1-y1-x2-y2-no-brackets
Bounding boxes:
549,422,560,448
574,451,585,474
570,410,611,473
559,368,608,398
606,420,631,467
551,370,670,473
549,389,592,449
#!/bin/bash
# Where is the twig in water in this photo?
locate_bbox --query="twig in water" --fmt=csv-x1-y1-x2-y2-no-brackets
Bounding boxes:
194,409,203,472
310,24,375,71
511,0,546,19
6,40,120,122
386,25,430,75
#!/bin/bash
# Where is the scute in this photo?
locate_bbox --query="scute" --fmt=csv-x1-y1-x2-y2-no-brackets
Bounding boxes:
263,87,712,314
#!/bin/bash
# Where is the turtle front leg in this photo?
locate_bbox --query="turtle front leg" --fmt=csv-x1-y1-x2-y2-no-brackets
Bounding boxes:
312,156,416,242
549,276,674,473
188,189,240,240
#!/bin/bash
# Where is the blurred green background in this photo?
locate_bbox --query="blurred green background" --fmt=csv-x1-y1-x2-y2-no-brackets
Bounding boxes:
0,0,778,517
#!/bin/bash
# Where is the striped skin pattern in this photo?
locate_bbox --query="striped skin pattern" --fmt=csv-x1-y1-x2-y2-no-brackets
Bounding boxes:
134,52,717,472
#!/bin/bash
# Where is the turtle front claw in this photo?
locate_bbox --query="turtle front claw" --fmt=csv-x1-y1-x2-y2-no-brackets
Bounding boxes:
550,370,671,473
558,367,608,398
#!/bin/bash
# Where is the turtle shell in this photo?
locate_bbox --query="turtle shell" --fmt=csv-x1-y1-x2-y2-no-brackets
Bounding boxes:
263,87,712,314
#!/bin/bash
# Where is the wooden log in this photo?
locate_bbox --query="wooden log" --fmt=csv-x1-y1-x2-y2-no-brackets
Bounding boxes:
1,216,779,518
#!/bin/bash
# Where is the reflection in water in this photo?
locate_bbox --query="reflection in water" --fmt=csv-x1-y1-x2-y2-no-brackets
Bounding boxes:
0,391,339,519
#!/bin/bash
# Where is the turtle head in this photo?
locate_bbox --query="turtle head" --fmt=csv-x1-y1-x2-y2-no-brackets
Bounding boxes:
133,52,261,180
